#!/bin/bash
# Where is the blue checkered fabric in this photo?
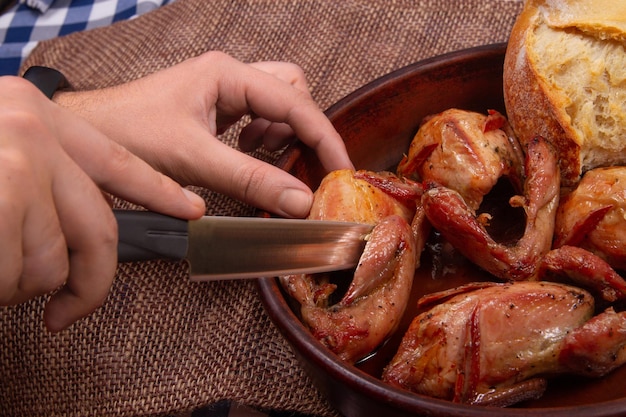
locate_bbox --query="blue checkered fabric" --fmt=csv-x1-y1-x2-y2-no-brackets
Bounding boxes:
0,0,173,75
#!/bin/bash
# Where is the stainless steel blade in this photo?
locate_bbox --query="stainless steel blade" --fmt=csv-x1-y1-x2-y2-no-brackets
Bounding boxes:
185,217,373,280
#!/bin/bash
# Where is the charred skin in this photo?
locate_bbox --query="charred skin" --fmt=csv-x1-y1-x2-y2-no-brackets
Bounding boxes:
280,169,425,364
383,281,626,406
282,105,626,404
292,215,416,363
555,167,626,270
539,245,626,302
422,136,559,281
397,108,524,211
307,169,417,225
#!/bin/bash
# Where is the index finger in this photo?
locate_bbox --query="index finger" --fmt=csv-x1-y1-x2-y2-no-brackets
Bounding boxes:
215,58,354,172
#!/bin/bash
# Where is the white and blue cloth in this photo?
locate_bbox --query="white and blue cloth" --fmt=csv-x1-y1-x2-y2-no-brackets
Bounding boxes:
0,0,172,75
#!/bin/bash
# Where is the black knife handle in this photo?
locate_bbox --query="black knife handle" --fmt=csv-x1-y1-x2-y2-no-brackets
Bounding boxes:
114,209,189,262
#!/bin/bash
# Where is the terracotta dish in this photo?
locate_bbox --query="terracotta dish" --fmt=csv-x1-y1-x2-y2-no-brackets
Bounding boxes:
257,43,626,417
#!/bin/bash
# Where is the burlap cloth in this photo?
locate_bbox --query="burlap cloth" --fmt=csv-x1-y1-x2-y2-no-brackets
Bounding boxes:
3,1,523,416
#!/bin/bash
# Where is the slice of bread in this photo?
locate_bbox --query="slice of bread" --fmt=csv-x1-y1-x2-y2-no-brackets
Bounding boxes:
503,0,626,186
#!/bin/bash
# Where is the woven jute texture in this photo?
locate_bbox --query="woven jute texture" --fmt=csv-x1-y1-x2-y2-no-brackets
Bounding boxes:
6,1,523,416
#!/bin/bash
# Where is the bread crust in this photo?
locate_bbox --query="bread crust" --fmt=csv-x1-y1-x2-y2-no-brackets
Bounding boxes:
503,0,626,187
503,0,580,186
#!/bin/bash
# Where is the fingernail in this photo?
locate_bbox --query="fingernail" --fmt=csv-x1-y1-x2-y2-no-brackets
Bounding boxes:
278,188,313,218
182,188,206,210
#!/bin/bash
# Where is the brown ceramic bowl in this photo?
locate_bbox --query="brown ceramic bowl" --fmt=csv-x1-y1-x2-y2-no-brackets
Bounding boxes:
257,43,626,417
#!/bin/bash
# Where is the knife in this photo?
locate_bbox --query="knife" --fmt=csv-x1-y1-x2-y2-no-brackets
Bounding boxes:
114,209,373,280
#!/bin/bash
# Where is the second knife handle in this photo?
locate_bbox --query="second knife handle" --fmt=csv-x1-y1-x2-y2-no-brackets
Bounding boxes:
114,210,189,263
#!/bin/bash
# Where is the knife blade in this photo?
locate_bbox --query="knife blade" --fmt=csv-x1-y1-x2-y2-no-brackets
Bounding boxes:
114,209,373,280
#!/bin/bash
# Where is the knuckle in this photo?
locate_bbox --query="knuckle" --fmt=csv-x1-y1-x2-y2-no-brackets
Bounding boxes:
98,141,135,184
0,147,33,180
0,107,47,138
0,76,42,100
77,207,118,253
22,239,70,297
98,210,119,249
231,163,270,203
283,62,306,80
25,268,68,298
197,50,231,68
0,249,69,306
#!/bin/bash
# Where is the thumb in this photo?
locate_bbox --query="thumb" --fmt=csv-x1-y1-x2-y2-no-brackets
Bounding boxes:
52,105,206,219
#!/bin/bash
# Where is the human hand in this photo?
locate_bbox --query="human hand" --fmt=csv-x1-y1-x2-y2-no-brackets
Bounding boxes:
55,51,354,218
0,76,205,331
